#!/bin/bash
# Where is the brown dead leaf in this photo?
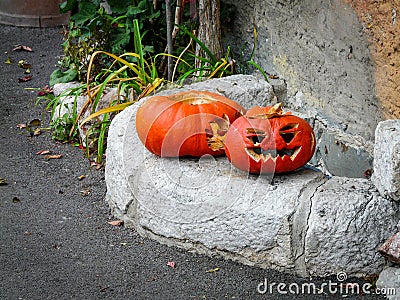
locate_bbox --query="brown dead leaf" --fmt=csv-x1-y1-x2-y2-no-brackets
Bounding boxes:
18,75,32,83
36,150,52,155
80,189,91,196
78,175,86,181
108,220,124,227
33,128,41,136
18,60,31,69
268,74,280,79
44,154,63,159
206,267,220,273
90,161,103,170
167,261,176,268
13,45,33,52
38,85,53,96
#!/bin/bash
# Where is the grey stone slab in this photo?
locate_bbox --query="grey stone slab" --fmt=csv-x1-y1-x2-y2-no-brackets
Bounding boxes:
157,74,276,109
305,177,400,277
372,120,400,201
105,76,400,277
376,267,400,300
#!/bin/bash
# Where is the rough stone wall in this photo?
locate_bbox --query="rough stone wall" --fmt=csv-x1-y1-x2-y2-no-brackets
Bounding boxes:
344,0,400,120
222,0,383,140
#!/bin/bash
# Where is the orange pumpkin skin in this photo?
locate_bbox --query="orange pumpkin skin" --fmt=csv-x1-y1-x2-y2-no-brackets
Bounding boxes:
224,105,316,174
135,90,245,157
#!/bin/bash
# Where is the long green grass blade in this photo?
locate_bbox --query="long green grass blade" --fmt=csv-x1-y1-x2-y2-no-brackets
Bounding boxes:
80,102,134,126
177,25,217,64
133,19,146,83
247,60,269,82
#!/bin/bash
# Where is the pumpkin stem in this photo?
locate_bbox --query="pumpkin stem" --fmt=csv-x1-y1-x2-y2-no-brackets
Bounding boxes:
266,103,283,117
207,114,230,151
247,102,290,119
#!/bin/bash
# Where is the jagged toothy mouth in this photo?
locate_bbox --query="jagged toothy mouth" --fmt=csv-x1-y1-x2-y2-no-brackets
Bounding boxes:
245,147,301,162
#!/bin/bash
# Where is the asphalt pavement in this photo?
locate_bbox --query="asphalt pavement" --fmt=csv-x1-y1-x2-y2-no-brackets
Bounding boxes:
0,24,385,300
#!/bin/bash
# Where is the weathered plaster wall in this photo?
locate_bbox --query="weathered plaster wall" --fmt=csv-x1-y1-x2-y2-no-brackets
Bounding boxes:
222,0,383,140
345,0,400,120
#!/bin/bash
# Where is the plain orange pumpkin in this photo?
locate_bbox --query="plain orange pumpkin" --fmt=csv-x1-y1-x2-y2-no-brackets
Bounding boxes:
135,90,245,157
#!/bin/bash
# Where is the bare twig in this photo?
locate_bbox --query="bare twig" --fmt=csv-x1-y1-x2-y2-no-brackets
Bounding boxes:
166,0,173,81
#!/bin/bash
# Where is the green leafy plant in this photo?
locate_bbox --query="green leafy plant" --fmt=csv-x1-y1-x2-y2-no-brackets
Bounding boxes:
42,85,85,142
45,0,272,164
73,19,165,163
53,0,165,84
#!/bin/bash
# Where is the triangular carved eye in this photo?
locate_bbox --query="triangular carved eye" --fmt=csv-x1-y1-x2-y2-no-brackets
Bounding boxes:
280,123,299,131
246,128,266,135
279,123,299,144
280,132,296,143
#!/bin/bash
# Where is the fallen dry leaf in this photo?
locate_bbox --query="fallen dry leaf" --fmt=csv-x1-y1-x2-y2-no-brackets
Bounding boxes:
18,60,31,69
268,74,280,79
80,189,91,196
0,178,7,185
37,85,53,96
44,154,63,159
18,75,32,83
12,196,20,203
108,220,124,226
17,123,26,129
36,150,52,155
206,267,220,273
4,57,12,64
167,261,175,268
78,175,86,181
13,45,33,52
90,161,103,170
33,128,41,136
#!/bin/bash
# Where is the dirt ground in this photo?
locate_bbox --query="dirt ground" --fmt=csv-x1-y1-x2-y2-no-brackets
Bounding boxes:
345,0,400,119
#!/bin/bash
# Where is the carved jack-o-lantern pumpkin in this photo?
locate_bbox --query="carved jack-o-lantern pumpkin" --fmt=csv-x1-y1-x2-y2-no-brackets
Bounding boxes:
135,90,245,157
222,103,316,174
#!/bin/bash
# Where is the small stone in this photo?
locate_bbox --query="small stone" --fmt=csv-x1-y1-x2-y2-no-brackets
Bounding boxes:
52,82,81,97
379,231,400,264
376,267,400,300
